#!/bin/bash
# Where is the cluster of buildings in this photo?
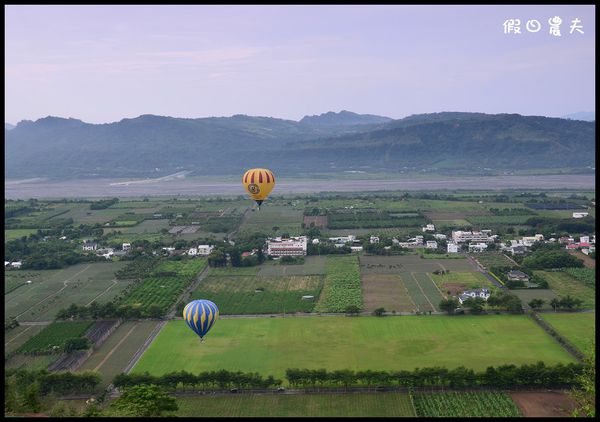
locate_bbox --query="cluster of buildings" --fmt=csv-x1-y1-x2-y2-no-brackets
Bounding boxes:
457,288,490,304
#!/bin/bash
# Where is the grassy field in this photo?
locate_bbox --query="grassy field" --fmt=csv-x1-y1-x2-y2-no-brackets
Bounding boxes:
208,265,262,276
536,271,595,309
314,255,361,312
4,229,37,242
173,393,416,417
539,312,595,356
258,256,326,276
430,272,497,297
5,262,131,322
78,320,161,387
17,321,93,353
237,205,302,236
361,274,415,313
191,275,323,314
474,253,518,269
132,315,575,380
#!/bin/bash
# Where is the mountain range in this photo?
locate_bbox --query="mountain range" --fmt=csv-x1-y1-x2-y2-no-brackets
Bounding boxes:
5,111,595,180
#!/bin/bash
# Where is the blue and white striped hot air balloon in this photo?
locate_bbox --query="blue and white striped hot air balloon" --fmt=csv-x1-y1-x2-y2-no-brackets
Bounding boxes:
183,299,219,342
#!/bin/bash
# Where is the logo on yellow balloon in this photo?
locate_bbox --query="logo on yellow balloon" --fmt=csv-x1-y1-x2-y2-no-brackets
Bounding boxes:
248,184,260,194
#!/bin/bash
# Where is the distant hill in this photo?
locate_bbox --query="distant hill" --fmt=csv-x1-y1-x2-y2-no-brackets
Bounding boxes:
561,111,595,122
5,112,595,179
5,123,15,130
300,110,393,126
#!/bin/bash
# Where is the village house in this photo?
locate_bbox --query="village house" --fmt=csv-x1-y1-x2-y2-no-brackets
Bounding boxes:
433,233,447,240
452,230,493,244
122,242,131,251
458,288,490,304
468,243,488,253
572,212,589,219
422,224,435,232
369,236,380,244
82,241,98,251
507,270,530,281
426,240,438,249
446,243,459,253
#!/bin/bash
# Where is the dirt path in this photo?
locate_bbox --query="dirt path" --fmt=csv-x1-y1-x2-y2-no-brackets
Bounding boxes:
86,279,118,306
15,264,91,319
93,323,139,372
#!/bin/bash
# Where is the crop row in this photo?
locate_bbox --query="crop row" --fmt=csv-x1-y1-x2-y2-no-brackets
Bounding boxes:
412,391,521,417
563,267,595,289
315,256,362,312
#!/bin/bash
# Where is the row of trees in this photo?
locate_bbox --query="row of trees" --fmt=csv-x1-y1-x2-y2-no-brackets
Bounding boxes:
439,292,523,315
56,301,162,320
285,362,584,389
113,370,282,391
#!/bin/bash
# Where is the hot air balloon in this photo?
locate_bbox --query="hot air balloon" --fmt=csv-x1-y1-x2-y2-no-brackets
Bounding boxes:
183,299,219,342
242,168,275,209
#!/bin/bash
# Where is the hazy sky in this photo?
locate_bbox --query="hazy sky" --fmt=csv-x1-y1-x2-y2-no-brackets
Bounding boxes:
5,5,595,124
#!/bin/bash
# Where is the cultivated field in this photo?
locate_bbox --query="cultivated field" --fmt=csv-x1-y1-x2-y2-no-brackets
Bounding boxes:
473,253,518,269
173,393,416,417
5,262,131,322
5,324,47,355
536,271,595,309
539,312,596,356
413,391,521,417
132,315,575,380
258,256,326,276
191,275,323,314
238,205,303,236
508,391,577,417
359,255,475,274
78,320,161,387
361,275,415,313
17,321,93,354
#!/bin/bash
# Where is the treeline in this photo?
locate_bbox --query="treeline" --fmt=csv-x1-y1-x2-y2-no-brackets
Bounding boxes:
490,266,549,289
56,301,144,320
522,250,584,269
90,198,119,210
307,243,352,255
489,208,536,216
113,370,282,390
5,237,103,269
5,369,101,397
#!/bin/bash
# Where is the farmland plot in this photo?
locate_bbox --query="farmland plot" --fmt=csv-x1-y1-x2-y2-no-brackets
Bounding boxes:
536,271,595,309
258,256,326,276
359,255,475,274
400,272,435,312
191,275,323,314
361,274,414,313
413,391,521,417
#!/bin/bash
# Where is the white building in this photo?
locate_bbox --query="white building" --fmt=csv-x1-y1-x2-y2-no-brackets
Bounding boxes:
267,236,308,257
99,248,114,259
187,247,199,256
83,241,98,251
452,230,492,244
573,212,589,219
426,241,438,249
10,261,23,269
122,243,131,251
197,245,214,256
350,246,363,252
447,243,459,253
433,233,447,240
328,235,355,244
580,236,590,243
458,288,490,304
422,224,435,232
60,236,67,240
468,243,488,253
312,238,320,245
369,236,380,244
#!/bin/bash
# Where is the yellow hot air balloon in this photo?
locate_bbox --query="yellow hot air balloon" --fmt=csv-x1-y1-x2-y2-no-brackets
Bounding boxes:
242,168,275,208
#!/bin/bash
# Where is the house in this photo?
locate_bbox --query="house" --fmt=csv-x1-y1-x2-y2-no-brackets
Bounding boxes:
328,235,356,244
426,241,438,249
521,234,544,246
4,261,10,268
187,247,199,256
573,212,589,218
83,241,98,251
369,236,380,244
122,243,131,251
350,246,363,252
458,288,490,304
60,236,67,240
10,261,23,269
507,270,530,281
566,244,578,250
452,230,492,244
447,243,459,253
312,238,320,244
468,243,488,252
558,236,571,245
197,245,214,256
509,245,527,255
422,224,435,232
98,248,114,259
433,233,447,240
580,236,590,243
267,236,307,257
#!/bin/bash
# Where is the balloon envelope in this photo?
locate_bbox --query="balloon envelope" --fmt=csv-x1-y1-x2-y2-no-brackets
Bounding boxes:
242,168,275,207
183,299,219,339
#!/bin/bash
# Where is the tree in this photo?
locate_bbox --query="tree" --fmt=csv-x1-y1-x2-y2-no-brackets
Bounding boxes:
64,337,91,353
570,342,595,417
19,382,42,413
550,298,560,312
439,298,459,315
111,384,178,417
528,298,545,310
344,305,361,316
372,307,386,317
463,297,486,315
147,304,163,319
207,250,227,267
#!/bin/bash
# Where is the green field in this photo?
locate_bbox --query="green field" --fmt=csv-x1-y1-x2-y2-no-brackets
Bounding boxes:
208,265,262,276
474,253,518,269
5,262,131,322
539,312,596,356
4,229,37,242
5,324,47,355
258,256,326,276
510,289,559,310
413,391,521,417
238,205,302,236
173,393,416,417
536,271,595,309
132,315,575,380
430,271,497,296
191,275,323,314
314,255,362,312
17,321,93,354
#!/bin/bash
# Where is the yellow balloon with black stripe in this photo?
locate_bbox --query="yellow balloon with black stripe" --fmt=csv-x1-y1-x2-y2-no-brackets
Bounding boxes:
242,168,276,208
183,299,219,342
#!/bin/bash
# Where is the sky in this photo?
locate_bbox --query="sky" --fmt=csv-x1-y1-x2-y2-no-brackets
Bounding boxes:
4,4,595,124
